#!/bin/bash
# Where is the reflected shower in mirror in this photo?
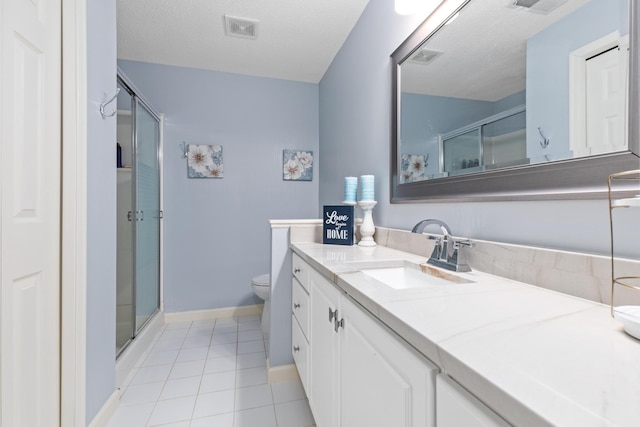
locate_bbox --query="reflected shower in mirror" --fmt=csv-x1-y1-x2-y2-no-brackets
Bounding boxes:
391,0,639,202
399,0,629,182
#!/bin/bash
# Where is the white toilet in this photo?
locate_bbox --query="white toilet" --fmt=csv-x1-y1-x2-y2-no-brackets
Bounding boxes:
251,273,270,336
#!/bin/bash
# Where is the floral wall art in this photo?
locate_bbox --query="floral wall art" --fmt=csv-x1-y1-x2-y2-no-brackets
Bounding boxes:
400,153,429,183
187,144,224,178
283,149,313,181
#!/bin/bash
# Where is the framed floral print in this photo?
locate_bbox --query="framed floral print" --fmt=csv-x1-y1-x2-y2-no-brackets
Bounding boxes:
283,149,313,181
187,144,224,178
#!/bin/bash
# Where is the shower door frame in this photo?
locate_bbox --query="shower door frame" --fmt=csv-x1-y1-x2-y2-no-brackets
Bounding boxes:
116,71,163,358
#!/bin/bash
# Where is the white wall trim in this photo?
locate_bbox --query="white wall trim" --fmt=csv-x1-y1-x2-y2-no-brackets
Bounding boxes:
61,0,88,425
266,361,300,383
86,390,119,427
164,304,263,323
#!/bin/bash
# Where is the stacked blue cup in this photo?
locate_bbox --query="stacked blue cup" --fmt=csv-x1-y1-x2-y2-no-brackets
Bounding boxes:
360,175,375,201
344,177,357,203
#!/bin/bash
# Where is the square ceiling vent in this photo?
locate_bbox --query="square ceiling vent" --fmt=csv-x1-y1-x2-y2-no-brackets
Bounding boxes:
224,15,259,40
410,48,444,65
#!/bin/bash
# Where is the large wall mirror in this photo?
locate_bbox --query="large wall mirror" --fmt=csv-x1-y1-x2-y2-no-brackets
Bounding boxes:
391,0,639,202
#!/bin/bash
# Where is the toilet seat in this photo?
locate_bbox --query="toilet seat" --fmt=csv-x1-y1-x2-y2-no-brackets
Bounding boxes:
252,273,270,287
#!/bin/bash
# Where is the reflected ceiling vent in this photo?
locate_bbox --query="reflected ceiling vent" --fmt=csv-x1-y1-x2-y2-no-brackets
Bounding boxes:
410,48,444,65
224,15,259,40
511,0,567,14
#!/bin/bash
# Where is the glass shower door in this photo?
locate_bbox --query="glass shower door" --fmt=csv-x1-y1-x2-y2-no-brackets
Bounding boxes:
134,99,160,332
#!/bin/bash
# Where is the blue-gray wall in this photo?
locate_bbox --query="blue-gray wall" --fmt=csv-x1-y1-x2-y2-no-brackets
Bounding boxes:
118,61,320,313
319,0,639,258
86,0,117,423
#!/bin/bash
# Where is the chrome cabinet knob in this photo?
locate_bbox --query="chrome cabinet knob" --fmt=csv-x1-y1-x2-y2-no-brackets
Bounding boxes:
294,303,300,309
293,346,300,353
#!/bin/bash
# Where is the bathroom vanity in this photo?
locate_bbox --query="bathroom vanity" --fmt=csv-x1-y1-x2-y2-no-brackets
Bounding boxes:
289,241,640,427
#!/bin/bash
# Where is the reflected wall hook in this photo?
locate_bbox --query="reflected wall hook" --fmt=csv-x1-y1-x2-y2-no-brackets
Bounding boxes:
538,127,550,148
99,88,120,119
179,141,188,159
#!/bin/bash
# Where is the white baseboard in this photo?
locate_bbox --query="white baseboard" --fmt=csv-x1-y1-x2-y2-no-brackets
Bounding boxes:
267,360,300,383
87,389,119,427
164,304,263,323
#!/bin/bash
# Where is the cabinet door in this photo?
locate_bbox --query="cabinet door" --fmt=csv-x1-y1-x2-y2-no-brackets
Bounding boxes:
309,269,341,427
436,375,511,427
340,296,437,427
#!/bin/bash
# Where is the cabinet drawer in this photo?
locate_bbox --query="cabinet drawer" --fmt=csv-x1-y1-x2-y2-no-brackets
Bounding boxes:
292,253,309,291
292,315,310,394
292,277,310,339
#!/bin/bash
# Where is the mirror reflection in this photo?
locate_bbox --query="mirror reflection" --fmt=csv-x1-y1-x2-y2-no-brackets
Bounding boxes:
398,0,630,184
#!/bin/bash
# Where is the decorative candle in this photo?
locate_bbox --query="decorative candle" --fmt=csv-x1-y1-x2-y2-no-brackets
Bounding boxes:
360,175,375,201
344,177,358,203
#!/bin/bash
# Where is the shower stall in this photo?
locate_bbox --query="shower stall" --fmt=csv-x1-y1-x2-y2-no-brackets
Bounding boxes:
116,73,162,357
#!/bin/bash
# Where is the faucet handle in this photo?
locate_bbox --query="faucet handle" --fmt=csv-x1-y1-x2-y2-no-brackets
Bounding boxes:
453,239,474,248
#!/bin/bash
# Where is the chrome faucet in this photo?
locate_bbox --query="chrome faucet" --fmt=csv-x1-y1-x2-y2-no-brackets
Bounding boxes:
411,219,473,272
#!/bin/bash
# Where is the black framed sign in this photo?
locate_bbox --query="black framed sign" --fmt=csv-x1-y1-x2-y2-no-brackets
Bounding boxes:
323,205,355,245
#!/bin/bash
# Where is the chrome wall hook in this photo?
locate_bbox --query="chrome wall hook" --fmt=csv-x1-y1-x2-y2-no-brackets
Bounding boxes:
99,88,120,119
538,127,550,148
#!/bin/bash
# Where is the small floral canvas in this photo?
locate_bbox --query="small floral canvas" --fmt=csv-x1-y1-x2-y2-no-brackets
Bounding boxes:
283,149,313,181
187,144,224,178
400,153,429,183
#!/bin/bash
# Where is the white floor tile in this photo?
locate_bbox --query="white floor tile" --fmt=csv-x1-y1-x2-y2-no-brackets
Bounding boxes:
105,315,315,427
236,366,267,388
193,389,235,418
147,395,197,426
208,343,237,358
160,376,202,400
190,412,234,427
274,399,315,427
200,371,236,394
192,319,216,329
169,359,206,379
237,330,263,343
164,322,192,330
143,348,179,367
237,315,260,324
182,334,213,348
152,338,184,352
237,321,261,332
234,383,273,411
205,356,237,374
271,380,306,404
130,364,172,385
236,352,266,370
234,405,277,427
105,402,154,427
159,329,189,341
176,346,209,363
120,381,165,406
213,324,238,335
211,332,238,345
237,340,264,355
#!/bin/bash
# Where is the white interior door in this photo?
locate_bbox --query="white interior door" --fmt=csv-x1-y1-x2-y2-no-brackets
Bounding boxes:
1,0,62,425
585,44,629,155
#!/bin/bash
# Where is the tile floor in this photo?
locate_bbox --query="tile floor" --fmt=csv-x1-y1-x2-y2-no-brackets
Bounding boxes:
106,315,316,427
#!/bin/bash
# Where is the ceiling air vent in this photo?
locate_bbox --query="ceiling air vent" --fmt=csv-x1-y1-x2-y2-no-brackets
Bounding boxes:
511,0,567,14
410,48,444,65
224,15,259,40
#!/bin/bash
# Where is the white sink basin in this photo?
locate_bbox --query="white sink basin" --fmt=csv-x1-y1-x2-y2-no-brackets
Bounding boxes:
361,265,473,290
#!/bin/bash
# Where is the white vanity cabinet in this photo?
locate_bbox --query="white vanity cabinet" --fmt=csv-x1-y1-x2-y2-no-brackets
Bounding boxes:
291,254,311,393
306,263,438,427
436,374,511,427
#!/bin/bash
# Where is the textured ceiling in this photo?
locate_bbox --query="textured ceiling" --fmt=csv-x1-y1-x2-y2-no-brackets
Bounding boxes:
401,0,591,101
117,0,370,84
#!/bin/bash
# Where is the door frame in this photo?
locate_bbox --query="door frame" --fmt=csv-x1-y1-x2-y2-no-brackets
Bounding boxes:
61,0,88,425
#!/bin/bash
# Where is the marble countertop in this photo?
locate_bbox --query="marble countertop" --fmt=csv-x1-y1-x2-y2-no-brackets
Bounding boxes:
291,242,640,427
